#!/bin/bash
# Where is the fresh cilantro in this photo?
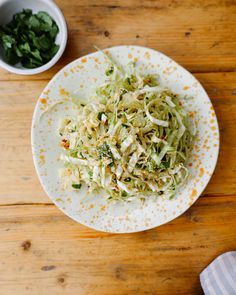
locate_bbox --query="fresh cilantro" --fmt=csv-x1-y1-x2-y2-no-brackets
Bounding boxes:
108,161,114,167
159,161,170,169
88,171,93,180
123,75,137,91
97,142,113,160
105,66,114,76
72,183,82,189
69,150,78,158
79,152,85,159
0,9,59,68
124,177,131,182
121,191,128,197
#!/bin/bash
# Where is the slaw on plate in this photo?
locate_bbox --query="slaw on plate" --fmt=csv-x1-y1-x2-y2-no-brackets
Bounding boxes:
58,52,195,201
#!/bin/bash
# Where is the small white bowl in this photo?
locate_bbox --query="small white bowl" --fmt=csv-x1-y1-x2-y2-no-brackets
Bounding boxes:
0,0,67,75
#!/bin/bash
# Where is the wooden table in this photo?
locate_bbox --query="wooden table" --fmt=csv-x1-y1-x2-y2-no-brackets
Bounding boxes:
0,1,235,294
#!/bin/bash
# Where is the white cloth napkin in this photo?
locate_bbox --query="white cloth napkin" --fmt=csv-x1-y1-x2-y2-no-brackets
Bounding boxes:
200,251,236,294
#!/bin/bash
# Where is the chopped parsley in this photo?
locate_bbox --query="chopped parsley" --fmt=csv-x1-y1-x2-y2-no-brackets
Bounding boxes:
0,9,59,68
72,183,82,189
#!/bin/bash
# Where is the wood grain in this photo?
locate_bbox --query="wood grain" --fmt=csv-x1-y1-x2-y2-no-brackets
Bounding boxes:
0,81,49,204
0,196,235,295
0,0,235,81
0,72,235,205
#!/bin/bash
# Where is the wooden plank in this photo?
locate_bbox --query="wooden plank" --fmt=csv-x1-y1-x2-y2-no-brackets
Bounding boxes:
54,0,236,7
0,196,235,295
0,72,235,205
0,81,49,204
0,0,235,81
195,72,236,196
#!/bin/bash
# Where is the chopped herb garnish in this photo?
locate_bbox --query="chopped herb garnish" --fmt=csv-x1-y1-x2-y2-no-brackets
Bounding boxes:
72,183,82,189
124,177,131,182
159,161,170,169
80,152,85,159
70,150,78,158
121,191,128,197
123,75,137,91
108,161,114,167
105,66,114,76
88,171,93,179
97,142,113,160
0,9,59,68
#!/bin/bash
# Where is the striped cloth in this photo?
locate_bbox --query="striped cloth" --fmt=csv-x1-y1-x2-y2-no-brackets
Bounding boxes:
200,251,236,294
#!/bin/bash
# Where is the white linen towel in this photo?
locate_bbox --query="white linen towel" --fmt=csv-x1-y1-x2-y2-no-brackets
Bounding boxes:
200,251,236,295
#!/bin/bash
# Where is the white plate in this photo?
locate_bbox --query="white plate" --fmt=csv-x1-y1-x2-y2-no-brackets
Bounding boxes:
31,45,219,233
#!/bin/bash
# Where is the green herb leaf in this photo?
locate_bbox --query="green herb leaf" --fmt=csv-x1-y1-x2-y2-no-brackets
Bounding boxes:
69,150,78,158
2,35,15,49
105,66,114,76
19,42,31,53
108,161,114,167
28,15,40,29
15,46,23,57
124,177,131,182
72,183,82,189
121,191,128,197
123,75,137,91
0,9,60,68
49,44,59,58
49,24,59,39
31,49,42,61
88,171,93,180
37,11,53,26
38,34,51,50
159,161,170,169
97,142,113,160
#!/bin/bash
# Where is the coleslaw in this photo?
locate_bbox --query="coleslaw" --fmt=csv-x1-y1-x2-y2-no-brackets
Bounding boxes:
58,52,194,201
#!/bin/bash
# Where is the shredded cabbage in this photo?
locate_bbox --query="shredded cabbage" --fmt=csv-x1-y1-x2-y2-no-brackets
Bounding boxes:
58,52,194,201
